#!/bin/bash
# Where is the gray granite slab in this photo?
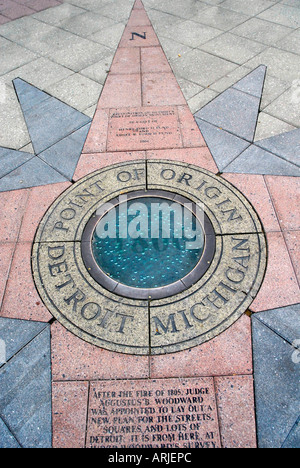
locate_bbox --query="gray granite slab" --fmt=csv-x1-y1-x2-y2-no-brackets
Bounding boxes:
195,118,251,170
14,79,91,155
0,327,52,448
195,87,260,141
13,78,50,112
0,318,47,366
254,304,300,346
252,316,300,448
256,128,300,167
233,65,267,98
38,122,91,180
282,417,300,448
223,144,300,176
0,157,68,192
0,417,21,448
0,148,34,180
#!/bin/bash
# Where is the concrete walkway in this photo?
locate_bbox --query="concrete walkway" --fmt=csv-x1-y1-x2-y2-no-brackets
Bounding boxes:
0,0,299,449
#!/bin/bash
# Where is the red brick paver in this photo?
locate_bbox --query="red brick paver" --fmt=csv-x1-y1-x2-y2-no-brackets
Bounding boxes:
0,0,62,22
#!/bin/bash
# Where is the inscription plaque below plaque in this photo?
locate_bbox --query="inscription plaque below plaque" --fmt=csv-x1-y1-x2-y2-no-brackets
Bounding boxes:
87,378,221,448
107,107,182,151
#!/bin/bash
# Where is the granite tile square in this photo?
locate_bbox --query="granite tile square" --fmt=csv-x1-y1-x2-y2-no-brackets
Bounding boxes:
26,0,62,12
150,315,253,378
142,72,186,106
231,17,294,46
245,47,300,84
264,88,300,128
52,381,89,449
21,96,91,155
221,0,275,16
0,15,10,25
44,74,102,112
0,157,68,193
254,304,300,346
18,181,71,243
141,46,171,74
80,52,115,84
83,107,109,153
38,124,91,180
284,231,300,283
256,129,300,168
0,149,34,179
110,47,141,75
0,43,37,75
127,8,151,26
1,4,35,20
1,242,52,322
252,316,300,448
276,28,300,56
195,87,260,141
74,151,146,180
47,36,112,72
13,77,50,111
195,119,251,170
161,19,222,48
0,189,29,243
89,22,125,49
98,74,142,108
265,175,300,231
222,173,281,232
250,231,300,312
171,48,237,87
51,321,150,381
0,418,20,448
58,11,115,37
0,317,47,364
31,3,85,26
200,32,266,65
193,6,249,30
146,147,218,174
215,375,257,448
0,243,15,308
232,65,267,98
177,105,207,148
258,3,300,28
0,327,51,448
224,145,300,176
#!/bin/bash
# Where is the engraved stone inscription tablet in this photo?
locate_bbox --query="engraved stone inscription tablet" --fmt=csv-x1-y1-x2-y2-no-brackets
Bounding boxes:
87,378,221,448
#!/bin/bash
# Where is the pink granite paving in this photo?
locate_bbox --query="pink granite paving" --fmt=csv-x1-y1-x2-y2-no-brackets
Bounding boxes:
215,375,257,449
51,1,256,448
1,0,299,449
52,381,89,449
0,0,61,22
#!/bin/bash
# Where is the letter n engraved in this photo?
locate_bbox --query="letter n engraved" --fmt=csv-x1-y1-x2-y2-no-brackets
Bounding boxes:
130,32,147,41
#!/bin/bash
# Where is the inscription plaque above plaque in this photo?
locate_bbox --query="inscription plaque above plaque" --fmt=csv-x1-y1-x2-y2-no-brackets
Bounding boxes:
107,107,182,151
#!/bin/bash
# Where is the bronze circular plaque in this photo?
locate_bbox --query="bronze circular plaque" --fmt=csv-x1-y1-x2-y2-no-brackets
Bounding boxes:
32,160,267,355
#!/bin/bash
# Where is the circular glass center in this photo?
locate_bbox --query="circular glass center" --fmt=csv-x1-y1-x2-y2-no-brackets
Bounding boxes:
92,196,205,289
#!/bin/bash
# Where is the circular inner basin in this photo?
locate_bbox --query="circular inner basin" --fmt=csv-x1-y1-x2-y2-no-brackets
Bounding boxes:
81,190,216,300
92,196,205,289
